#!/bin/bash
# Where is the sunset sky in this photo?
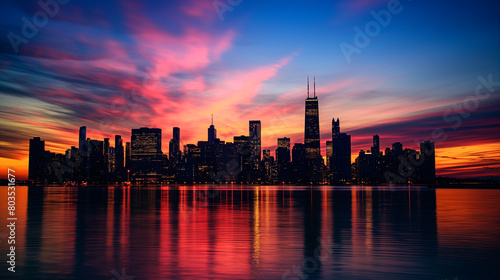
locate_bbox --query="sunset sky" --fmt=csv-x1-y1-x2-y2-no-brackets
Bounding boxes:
1,0,499,180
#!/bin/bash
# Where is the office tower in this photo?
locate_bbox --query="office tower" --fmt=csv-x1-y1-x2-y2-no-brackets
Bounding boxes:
131,127,162,182
276,137,291,183
249,120,261,160
331,118,351,184
392,142,403,157
88,140,105,182
208,116,217,144
29,137,45,182
125,142,131,168
234,135,252,182
197,140,217,182
215,142,238,183
249,120,262,180
356,150,371,184
115,135,124,173
104,138,110,174
79,126,86,155
292,143,307,183
109,147,115,173
276,137,291,163
326,141,332,171
304,76,320,160
419,140,436,184
372,135,380,155
261,150,275,183
332,118,340,136
169,127,180,165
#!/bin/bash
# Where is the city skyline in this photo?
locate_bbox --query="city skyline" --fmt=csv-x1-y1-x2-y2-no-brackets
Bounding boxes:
1,0,499,180
24,86,436,185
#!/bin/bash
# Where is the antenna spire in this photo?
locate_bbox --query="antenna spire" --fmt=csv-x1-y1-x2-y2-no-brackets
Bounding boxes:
314,76,316,98
211,114,213,126
307,75,310,98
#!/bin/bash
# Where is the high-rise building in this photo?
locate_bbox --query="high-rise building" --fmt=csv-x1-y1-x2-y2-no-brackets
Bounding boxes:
326,141,333,171
131,127,162,182
88,139,105,182
208,116,217,144
29,137,45,182
292,143,307,184
125,142,131,168
115,135,124,173
234,135,252,182
304,76,320,160
104,138,110,174
79,126,86,155
249,120,262,179
332,118,340,136
276,137,291,183
372,134,380,155
169,127,180,165
276,137,291,163
331,118,351,184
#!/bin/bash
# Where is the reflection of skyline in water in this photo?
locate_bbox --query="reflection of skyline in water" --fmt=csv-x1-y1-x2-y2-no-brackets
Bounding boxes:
0,186,499,279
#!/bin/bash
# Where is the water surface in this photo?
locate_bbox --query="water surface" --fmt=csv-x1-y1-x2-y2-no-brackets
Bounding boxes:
0,186,499,279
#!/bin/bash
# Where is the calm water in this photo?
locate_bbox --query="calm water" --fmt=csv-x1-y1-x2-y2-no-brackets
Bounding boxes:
1,186,499,279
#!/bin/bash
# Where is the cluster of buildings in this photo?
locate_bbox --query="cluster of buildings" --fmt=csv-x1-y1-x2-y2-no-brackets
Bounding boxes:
28,78,436,185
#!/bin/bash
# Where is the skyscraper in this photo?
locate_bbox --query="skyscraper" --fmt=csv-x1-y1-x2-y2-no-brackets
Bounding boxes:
169,127,180,165
29,137,45,182
115,135,124,172
249,120,261,178
131,127,162,182
208,115,217,144
331,117,351,184
79,126,87,155
276,137,291,183
372,134,380,155
304,76,320,160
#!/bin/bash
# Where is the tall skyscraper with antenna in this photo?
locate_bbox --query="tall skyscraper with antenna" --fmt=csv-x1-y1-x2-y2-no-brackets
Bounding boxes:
208,114,217,144
304,76,320,160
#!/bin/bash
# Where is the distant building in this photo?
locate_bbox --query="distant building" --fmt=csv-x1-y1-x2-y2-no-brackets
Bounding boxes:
28,137,45,182
249,120,262,181
234,135,252,183
331,118,351,184
276,137,291,183
115,135,124,173
169,127,181,167
79,126,86,155
208,116,217,144
130,127,162,183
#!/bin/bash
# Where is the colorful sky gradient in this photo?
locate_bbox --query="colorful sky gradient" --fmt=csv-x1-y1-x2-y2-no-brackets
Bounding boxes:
1,0,499,180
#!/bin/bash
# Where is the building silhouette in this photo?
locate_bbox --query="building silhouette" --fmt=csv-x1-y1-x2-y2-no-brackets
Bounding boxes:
208,116,217,144
28,137,45,182
330,118,351,184
276,137,291,183
130,127,162,183
304,76,323,183
249,120,262,181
